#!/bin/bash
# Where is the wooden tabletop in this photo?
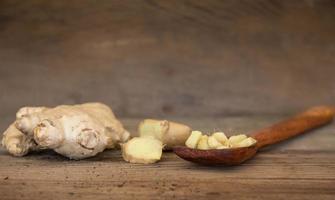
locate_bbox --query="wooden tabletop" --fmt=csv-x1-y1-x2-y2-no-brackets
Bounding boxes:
1,116,334,200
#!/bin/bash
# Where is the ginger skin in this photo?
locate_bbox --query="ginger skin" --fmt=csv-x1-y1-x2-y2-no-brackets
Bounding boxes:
2,103,130,159
1,123,40,156
138,119,191,149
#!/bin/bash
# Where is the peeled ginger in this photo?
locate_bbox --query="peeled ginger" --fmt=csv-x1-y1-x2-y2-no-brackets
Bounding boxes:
197,135,210,150
228,134,247,146
233,137,257,148
122,137,163,164
185,131,202,149
185,131,256,150
208,136,223,148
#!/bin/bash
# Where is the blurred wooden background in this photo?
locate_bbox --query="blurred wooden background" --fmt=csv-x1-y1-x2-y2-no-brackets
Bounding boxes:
0,0,335,130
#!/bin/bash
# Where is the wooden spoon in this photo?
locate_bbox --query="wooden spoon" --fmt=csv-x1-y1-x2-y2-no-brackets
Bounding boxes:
173,106,335,165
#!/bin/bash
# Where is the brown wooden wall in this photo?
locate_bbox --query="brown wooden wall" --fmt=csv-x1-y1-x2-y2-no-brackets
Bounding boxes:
0,0,334,128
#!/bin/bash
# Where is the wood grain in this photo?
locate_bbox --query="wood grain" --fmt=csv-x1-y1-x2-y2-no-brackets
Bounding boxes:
1,117,335,200
252,106,335,148
0,0,335,123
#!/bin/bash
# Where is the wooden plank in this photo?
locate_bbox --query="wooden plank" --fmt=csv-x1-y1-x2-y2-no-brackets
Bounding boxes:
0,0,335,119
0,151,334,200
0,117,335,200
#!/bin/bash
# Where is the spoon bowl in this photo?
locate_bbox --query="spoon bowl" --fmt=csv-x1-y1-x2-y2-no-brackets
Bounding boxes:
173,145,258,165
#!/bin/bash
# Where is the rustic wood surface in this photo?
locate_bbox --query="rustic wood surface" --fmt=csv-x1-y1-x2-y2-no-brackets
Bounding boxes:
0,117,334,200
0,0,335,124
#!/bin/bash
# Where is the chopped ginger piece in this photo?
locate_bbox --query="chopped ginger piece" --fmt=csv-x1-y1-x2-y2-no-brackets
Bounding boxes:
234,137,257,148
197,135,209,150
184,131,257,150
228,134,247,146
185,131,202,149
212,132,228,145
208,136,222,148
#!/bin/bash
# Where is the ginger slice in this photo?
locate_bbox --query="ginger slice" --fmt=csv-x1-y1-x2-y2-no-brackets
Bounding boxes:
122,137,163,164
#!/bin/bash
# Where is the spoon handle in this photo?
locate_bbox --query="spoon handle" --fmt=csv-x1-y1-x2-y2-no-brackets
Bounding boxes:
251,106,335,149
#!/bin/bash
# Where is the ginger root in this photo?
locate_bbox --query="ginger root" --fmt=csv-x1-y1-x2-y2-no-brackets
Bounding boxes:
1,123,40,156
138,119,191,149
122,137,163,164
2,103,130,159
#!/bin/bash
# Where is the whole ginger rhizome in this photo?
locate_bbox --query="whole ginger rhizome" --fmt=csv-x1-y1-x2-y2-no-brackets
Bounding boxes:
2,103,130,159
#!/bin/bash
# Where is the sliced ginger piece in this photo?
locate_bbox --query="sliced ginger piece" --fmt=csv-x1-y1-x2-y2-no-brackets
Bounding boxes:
185,131,202,149
228,134,247,147
207,136,222,149
122,137,163,164
212,132,228,145
197,135,209,150
234,137,257,148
